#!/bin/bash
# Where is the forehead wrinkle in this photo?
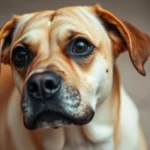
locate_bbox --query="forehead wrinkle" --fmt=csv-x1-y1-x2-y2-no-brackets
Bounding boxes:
12,14,34,44
49,7,92,32
21,18,50,36
66,30,78,40
56,29,96,50
14,13,41,41
49,21,76,49
55,7,100,32
13,11,54,43
49,9,104,46
50,19,96,48
13,27,48,47
51,8,82,22
21,11,53,31
50,17,80,34
75,9,102,36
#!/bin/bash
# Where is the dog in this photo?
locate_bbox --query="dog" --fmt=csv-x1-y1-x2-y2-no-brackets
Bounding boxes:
0,4,149,150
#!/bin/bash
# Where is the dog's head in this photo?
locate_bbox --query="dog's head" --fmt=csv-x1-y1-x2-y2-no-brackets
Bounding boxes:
0,5,150,130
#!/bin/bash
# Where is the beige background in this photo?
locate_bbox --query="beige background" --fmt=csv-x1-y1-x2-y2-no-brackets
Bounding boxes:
0,0,150,148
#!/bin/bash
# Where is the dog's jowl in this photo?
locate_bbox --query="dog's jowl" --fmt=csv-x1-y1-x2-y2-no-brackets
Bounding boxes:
0,5,149,150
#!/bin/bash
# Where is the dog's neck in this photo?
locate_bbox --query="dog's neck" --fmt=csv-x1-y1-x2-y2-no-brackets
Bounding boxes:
29,65,121,149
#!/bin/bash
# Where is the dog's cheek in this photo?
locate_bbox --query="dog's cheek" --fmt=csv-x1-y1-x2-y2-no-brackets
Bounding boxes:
12,68,24,94
80,54,113,110
95,57,113,103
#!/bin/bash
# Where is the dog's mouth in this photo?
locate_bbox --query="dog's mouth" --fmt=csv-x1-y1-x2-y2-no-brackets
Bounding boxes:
24,111,73,130
23,109,94,130
22,82,95,130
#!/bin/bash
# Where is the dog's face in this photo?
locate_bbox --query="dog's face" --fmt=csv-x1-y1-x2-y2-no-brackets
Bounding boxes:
0,5,150,130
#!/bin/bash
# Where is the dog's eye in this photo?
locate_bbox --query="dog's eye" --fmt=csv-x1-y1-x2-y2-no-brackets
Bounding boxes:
73,40,89,53
69,38,94,56
12,46,31,68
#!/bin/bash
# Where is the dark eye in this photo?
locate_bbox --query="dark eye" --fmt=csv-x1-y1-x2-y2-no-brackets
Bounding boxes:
73,40,89,53
12,46,31,68
69,38,94,56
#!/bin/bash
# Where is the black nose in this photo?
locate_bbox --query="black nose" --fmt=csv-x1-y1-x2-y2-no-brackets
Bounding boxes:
27,71,61,100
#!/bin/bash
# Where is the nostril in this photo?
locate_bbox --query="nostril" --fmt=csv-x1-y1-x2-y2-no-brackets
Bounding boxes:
28,82,39,93
28,81,42,99
45,80,58,90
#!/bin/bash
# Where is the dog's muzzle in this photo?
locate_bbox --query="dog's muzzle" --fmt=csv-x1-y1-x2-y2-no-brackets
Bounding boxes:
22,71,94,130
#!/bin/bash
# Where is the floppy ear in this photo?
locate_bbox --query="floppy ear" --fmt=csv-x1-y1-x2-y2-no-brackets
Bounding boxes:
94,5,150,76
0,17,17,65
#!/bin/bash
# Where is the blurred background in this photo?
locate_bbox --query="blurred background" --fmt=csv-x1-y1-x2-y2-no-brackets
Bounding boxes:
0,0,149,148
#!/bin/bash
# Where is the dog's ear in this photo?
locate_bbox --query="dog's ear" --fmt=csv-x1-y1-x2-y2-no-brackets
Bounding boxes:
0,16,18,65
94,5,150,76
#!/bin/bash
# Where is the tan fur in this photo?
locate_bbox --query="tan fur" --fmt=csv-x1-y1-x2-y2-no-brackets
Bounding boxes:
0,5,149,150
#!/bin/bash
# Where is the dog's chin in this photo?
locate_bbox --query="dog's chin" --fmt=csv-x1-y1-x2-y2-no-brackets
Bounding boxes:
23,110,94,130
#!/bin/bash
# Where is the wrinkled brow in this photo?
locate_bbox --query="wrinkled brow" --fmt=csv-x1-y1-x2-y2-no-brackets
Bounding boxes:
67,30,81,40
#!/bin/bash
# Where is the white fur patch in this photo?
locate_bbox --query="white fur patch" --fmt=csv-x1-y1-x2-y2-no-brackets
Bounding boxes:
79,54,111,110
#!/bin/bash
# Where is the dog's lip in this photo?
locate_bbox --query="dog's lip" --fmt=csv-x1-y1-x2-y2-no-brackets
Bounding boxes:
24,111,73,130
36,111,72,127
23,109,95,130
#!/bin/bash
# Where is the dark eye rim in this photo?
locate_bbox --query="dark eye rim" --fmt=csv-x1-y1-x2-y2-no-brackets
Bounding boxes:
67,37,95,57
12,45,32,68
